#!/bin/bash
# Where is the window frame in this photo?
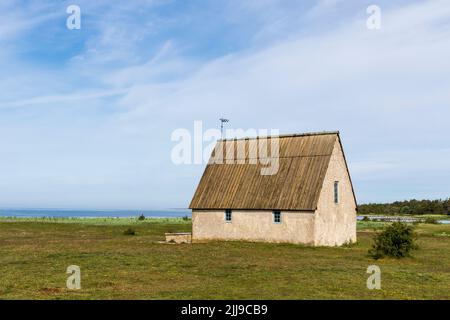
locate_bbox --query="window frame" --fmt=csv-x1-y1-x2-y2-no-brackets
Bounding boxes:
273,210,281,224
334,181,339,204
224,209,232,223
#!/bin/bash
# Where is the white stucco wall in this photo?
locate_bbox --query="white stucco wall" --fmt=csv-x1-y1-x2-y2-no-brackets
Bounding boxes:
314,139,357,246
192,210,315,244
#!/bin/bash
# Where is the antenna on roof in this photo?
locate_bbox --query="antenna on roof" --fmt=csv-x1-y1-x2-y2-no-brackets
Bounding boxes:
219,118,229,139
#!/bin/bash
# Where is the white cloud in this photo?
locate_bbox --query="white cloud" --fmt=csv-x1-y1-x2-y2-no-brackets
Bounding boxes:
306,0,344,20
107,0,450,205
0,0,449,208
1,89,127,109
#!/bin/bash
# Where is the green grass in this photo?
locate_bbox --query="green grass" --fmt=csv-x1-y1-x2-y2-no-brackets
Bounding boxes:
360,213,450,220
0,216,191,225
0,217,449,299
357,220,387,231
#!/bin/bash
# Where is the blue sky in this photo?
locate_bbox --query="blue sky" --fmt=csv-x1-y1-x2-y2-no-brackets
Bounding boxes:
0,0,449,209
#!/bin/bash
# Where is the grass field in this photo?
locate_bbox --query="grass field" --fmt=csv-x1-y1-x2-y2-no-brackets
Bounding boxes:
1,217,450,299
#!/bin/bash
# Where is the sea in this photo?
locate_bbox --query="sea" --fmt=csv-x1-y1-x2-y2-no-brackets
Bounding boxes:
1,210,449,224
0,208,191,219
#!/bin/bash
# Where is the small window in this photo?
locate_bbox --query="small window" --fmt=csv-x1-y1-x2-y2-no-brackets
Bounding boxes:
334,181,339,204
225,209,232,222
273,210,281,224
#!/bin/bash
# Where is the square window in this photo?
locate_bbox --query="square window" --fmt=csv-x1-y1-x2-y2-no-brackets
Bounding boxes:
273,211,281,223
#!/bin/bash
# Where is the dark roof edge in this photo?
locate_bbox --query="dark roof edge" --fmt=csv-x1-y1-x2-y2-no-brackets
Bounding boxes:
219,131,340,142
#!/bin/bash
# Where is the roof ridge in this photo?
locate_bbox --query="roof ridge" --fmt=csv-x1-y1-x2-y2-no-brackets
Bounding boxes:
219,131,339,141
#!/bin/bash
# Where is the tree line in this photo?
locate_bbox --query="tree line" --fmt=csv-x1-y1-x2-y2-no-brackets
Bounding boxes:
358,198,450,215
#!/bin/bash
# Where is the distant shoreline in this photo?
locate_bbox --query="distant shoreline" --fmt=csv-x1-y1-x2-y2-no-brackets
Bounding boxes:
0,208,191,218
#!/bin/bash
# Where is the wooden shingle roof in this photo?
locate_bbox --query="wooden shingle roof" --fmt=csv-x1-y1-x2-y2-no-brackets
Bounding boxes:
189,131,339,211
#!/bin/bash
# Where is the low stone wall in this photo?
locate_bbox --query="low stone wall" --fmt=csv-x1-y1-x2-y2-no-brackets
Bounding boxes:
165,232,192,244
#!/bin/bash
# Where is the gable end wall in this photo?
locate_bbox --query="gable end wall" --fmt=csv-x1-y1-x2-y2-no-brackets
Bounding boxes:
314,138,357,246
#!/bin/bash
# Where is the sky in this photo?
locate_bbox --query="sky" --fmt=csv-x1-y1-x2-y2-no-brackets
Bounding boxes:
0,0,449,210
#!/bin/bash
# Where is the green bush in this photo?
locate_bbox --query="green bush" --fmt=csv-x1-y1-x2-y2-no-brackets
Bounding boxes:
362,216,370,222
369,222,417,259
182,215,190,221
138,214,145,221
123,228,136,236
423,217,438,224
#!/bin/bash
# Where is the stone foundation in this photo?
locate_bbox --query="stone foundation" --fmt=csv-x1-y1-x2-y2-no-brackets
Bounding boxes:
165,232,192,244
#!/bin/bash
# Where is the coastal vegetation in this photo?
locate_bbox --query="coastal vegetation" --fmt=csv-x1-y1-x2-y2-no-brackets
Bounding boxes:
1,217,450,299
358,198,450,216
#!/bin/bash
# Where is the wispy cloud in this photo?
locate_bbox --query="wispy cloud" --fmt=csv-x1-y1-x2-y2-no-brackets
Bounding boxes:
0,1,59,40
0,89,128,109
0,0,449,209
